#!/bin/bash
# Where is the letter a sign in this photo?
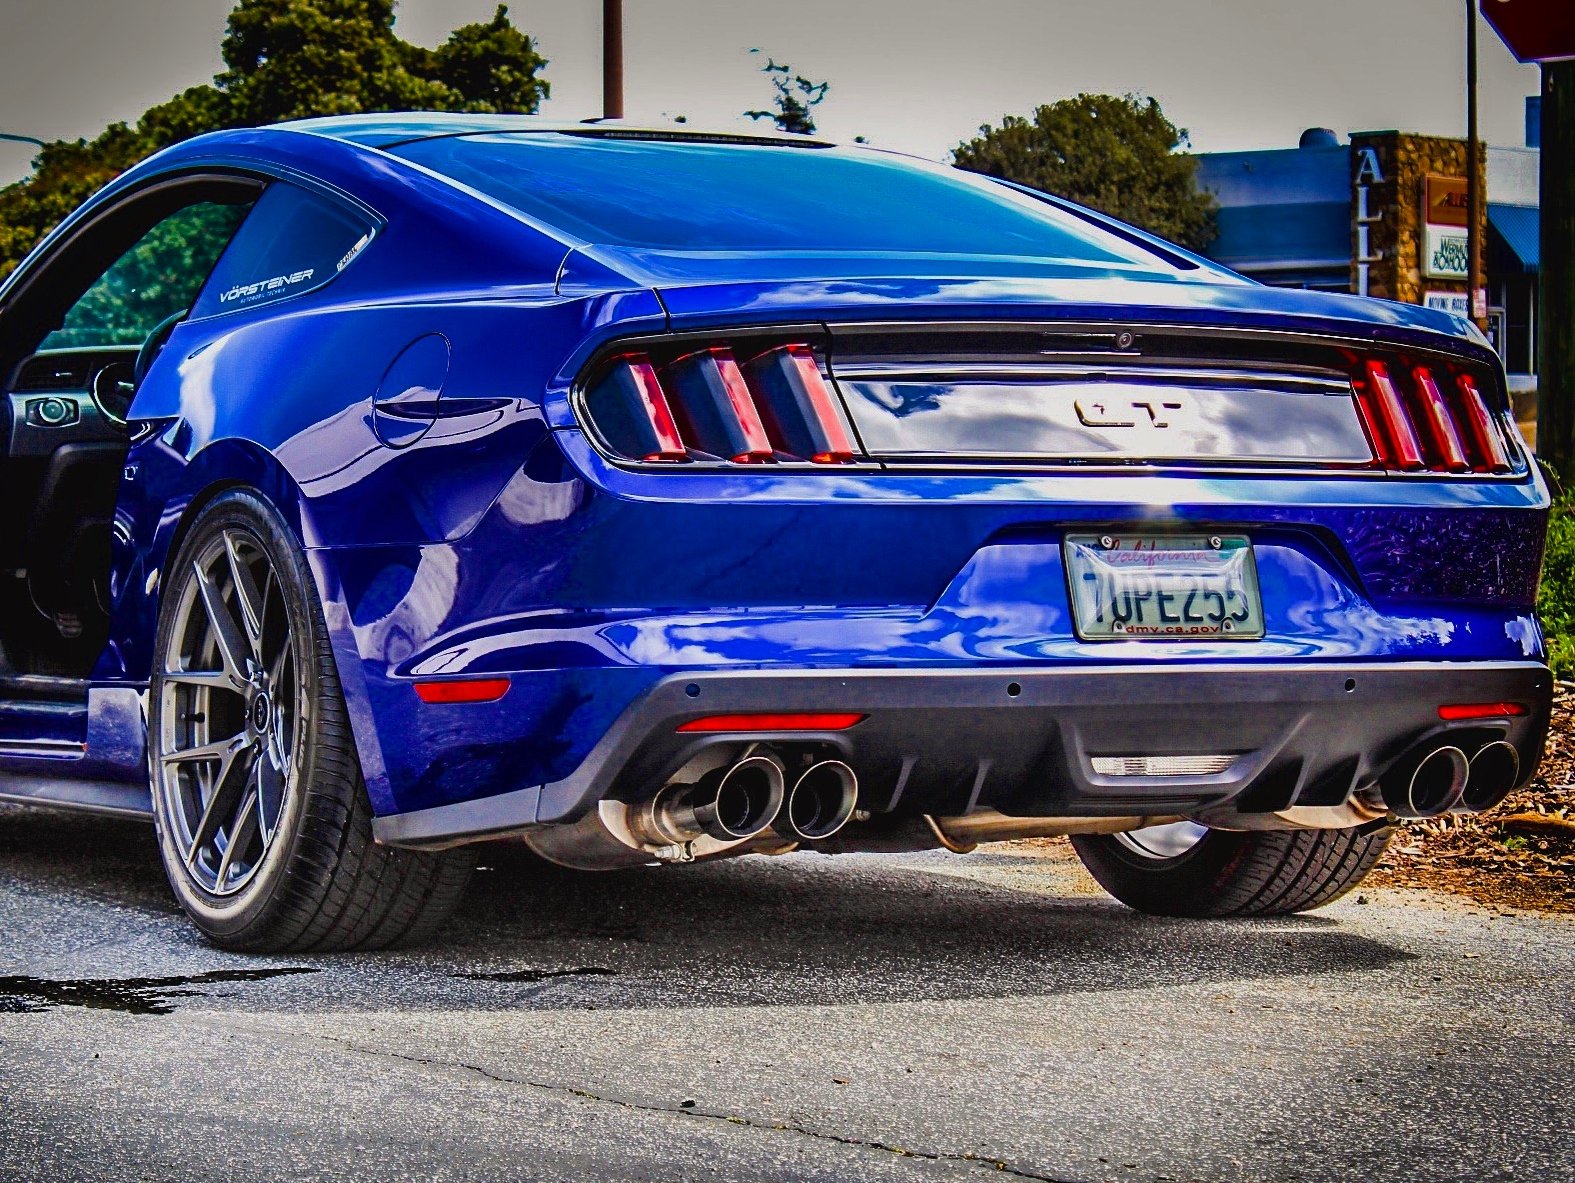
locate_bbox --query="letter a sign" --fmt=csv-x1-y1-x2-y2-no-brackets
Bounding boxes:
1481,0,1575,63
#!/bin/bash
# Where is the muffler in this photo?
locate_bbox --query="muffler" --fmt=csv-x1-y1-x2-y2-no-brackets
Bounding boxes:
1459,740,1520,812
1380,744,1468,818
629,753,786,846
772,760,858,842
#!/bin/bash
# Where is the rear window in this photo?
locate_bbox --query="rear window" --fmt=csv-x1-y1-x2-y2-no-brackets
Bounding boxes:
390,134,1162,266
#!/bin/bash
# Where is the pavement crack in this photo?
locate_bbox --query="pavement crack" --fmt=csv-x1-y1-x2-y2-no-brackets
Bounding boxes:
312,1033,1076,1182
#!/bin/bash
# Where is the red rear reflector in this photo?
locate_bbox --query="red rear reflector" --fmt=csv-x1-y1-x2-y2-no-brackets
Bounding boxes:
1410,366,1469,471
414,678,511,704
1437,701,1528,721
711,349,774,462
1362,361,1425,470
676,711,866,733
626,357,687,462
1454,374,1511,473
784,344,856,463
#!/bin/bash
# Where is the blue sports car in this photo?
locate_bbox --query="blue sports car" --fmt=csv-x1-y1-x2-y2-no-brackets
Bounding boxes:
0,114,1550,950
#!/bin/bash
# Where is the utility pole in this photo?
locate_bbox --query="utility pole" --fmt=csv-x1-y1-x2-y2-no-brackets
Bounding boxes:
1466,0,1488,330
1542,59,1575,481
602,0,624,120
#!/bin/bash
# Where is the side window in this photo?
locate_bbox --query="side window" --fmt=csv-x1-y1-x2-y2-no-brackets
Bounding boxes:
191,182,374,319
41,201,252,349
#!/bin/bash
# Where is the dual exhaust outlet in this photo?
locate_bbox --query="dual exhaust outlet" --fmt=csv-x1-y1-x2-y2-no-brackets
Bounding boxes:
1380,738,1521,819
630,751,858,849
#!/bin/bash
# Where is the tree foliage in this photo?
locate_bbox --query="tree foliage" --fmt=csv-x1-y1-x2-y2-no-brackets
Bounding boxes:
0,1,548,280
952,94,1217,252
743,52,828,136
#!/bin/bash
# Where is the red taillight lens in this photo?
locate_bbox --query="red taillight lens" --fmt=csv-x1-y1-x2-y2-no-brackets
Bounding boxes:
581,354,688,462
1359,361,1425,470
414,677,511,704
675,711,867,733
581,339,863,467
1453,374,1512,473
1438,701,1528,721
1349,358,1513,476
744,344,857,464
1410,367,1469,472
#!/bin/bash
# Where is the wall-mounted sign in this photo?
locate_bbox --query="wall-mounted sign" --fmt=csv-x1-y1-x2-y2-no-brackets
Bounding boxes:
1424,291,1471,317
1424,175,1469,227
1423,224,1469,280
1352,146,1385,298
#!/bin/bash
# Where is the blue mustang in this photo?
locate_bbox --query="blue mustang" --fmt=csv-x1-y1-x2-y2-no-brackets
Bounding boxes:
0,113,1550,950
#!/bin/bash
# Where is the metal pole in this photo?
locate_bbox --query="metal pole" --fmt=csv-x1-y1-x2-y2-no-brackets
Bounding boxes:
0,133,45,148
602,0,624,120
1467,0,1487,330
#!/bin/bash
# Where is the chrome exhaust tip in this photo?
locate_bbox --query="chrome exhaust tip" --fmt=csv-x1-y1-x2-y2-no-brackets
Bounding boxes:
1460,740,1520,812
681,754,787,842
1382,745,1469,818
773,760,858,842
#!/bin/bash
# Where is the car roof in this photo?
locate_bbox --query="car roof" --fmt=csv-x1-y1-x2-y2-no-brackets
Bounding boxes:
276,112,835,150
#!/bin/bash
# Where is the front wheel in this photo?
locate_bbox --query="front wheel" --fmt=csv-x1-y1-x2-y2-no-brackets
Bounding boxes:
1070,821,1393,918
148,490,471,952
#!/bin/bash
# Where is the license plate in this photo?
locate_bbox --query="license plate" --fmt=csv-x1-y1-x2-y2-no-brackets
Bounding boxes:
1064,534,1263,641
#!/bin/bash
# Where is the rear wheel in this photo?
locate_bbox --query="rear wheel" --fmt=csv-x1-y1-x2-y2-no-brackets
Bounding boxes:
1070,821,1393,918
149,490,471,952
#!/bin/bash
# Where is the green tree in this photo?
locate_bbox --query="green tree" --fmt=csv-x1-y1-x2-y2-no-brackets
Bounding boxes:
953,93,1217,252
0,1,548,280
744,52,828,136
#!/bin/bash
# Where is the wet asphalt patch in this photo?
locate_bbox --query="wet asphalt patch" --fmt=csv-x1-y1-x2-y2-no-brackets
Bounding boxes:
0,967,318,1015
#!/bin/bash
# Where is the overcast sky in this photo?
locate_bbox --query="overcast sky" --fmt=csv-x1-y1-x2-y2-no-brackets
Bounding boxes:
0,0,1543,185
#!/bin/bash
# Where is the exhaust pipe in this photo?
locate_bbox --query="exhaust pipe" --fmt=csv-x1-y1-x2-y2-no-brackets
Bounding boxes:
1460,740,1520,812
773,760,858,842
630,754,786,846
1380,745,1468,818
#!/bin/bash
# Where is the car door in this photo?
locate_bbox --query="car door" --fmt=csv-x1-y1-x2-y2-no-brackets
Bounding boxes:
0,175,260,785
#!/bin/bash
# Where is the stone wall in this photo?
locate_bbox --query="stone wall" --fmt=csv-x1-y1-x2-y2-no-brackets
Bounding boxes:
1349,131,1487,305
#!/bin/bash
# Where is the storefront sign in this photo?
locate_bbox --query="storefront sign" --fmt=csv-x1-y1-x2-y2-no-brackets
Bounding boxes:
1424,291,1471,317
1425,175,1469,227
1353,147,1384,297
1423,224,1469,280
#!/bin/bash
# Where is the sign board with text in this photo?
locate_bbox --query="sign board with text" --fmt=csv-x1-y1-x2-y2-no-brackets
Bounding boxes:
1423,224,1469,280
1425,175,1469,227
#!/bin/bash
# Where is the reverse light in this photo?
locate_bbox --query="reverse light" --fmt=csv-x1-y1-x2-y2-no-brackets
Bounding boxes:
676,711,867,733
1437,702,1529,721
414,677,511,704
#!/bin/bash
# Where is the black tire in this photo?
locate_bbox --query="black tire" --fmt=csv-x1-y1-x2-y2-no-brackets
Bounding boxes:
1070,823,1393,918
148,489,471,952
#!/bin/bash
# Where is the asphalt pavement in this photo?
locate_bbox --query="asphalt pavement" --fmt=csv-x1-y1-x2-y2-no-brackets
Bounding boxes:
0,802,1570,1183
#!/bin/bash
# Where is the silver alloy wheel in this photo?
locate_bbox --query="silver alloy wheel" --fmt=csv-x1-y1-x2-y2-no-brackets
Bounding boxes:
1114,820,1210,861
155,528,298,897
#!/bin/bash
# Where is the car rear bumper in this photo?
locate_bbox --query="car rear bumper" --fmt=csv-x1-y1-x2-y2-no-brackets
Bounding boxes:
371,659,1552,847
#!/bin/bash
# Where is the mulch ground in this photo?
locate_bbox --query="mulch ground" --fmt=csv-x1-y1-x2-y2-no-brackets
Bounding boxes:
1368,691,1575,914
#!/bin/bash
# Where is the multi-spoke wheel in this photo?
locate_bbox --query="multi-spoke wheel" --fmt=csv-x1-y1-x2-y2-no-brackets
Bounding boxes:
158,528,296,897
149,490,471,952
1071,821,1394,918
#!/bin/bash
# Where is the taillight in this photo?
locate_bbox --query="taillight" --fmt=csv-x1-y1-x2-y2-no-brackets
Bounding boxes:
1350,358,1514,475
743,344,857,463
580,355,687,462
579,339,860,466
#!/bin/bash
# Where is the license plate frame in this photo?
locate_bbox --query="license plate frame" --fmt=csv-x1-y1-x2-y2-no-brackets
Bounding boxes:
1064,533,1264,642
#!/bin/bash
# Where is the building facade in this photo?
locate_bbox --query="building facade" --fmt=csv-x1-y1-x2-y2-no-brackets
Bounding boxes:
1195,116,1541,392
